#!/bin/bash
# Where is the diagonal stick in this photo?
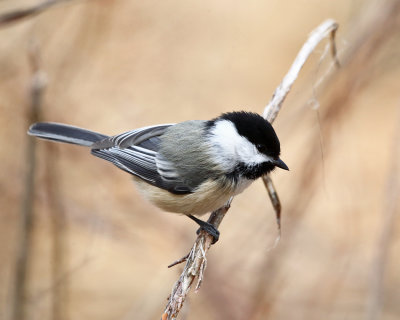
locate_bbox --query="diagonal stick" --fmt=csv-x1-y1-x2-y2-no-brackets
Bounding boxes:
163,19,340,320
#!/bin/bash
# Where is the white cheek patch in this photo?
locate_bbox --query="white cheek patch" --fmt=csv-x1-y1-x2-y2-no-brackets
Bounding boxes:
209,120,273,170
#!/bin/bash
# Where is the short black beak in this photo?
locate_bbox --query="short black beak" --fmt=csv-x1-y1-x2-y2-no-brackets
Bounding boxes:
275,158,289,171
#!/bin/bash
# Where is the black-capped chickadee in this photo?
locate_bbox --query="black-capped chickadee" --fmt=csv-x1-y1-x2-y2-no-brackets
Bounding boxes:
28,111,288,242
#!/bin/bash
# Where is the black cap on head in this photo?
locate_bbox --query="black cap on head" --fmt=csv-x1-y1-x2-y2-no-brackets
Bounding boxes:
219,111,281,158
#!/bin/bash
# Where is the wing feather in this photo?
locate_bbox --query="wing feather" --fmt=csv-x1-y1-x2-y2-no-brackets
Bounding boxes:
90,124,194,194
92,124,173,149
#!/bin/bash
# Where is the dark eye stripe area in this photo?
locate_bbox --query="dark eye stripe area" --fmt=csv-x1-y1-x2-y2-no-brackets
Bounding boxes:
256,144,267,153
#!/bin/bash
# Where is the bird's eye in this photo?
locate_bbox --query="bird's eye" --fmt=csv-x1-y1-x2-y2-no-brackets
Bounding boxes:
256,144,267,153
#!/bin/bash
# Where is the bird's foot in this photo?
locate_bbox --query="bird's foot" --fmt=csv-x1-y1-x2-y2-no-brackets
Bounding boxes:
188,215,220,244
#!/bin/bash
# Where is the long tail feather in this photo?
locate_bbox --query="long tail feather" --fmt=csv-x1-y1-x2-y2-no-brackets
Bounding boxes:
28,122,108,147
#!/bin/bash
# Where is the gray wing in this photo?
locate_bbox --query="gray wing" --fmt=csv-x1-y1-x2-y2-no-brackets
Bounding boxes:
91,124,172,149
90,124,194,194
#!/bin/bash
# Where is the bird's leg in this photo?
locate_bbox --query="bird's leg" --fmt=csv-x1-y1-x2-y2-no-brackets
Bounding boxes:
187,215,220,244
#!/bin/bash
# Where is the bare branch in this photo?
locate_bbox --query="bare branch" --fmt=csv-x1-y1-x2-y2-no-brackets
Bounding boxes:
0,0,70,27
263,19,340,124
262,175,281,246
11,41,47,320
163,201,231,320
162,19,340,320
261,19,340,247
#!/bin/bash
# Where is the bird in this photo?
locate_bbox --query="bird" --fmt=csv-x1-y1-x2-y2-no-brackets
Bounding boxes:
28,111,288,243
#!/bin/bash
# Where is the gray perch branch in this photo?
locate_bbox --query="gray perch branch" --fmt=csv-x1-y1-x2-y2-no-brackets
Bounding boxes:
162,19,340,320
0,0,70,27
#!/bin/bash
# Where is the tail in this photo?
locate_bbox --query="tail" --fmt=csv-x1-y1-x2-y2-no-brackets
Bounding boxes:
28,122,108,147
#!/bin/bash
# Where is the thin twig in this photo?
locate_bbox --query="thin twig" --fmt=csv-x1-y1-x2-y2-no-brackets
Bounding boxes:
167,253,190,268
162,19,340,320
262,175,281,248
163,201,232,320
0,0,70,27
248,2,400,317
11,41,47,320
263,19,339,124
261,18,339,246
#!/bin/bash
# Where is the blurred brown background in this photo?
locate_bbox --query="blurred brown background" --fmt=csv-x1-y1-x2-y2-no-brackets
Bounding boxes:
0,0,399,319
